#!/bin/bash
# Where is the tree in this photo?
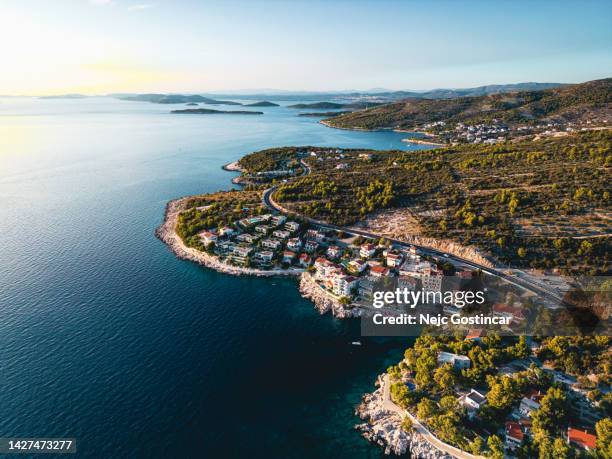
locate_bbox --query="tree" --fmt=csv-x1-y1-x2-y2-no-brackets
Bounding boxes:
517,247,527,258
487,434,504,459
414,350,437,389
513,336,530,359
551,438,572,459
433,364,457,393
532,387,569,441
468,437,484,455
439,395,460,414
416,398,438,421
595,418,612,459
401,416,413,432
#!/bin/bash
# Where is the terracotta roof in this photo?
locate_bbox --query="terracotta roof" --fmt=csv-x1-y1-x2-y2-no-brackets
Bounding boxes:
466,329,484,339
370,265,390,274
506,421,524,442
568,428,596,450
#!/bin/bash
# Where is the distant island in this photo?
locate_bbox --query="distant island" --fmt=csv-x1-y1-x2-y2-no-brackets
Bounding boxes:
245,101,279,107
185,102,198,106
171,108,263,115
117,94,242,105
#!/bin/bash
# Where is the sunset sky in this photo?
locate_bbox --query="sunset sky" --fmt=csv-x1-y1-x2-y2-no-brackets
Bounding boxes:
1,0,611,95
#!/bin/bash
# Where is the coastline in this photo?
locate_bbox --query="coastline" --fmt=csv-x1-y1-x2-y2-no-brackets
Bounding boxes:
155,196,303,278
221,160,244,172
319,119,378,132
356,374,483,459
401,138,446,147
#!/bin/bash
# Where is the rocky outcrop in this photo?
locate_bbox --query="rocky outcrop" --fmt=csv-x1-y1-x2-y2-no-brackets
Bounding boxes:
356,377,453,458
298,272,361,319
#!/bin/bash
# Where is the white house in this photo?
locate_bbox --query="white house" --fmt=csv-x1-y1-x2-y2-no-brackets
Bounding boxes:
348,259,367,274
261,239,282,250
333,275,358,297
287,238,302,251
270,215,287,227
285,221,300,232
438,351,471,370
199,231,217,246
272,230,291,240
461,389,487,410
519,397,540,417
219,226,235,237
386,252,403,268
327,245,342,259
254,250,274,263
360,243,376,258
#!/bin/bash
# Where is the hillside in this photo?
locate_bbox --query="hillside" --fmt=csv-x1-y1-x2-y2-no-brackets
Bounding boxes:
245,130,610,274
324,78,612,131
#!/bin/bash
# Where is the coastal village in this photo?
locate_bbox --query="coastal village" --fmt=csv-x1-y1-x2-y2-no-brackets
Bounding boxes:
157,135,611,458
194,208,478,314
410,119,609,145
174,207,610,458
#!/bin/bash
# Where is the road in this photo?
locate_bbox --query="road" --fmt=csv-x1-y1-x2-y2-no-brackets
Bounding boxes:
263,182,567,307
381,375,485,459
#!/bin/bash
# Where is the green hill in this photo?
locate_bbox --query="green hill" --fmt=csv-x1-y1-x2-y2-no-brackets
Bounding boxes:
324,78,612,130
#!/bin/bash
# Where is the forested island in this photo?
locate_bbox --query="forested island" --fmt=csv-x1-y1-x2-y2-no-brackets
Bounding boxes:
245,101,279,107
116,93,242,105
171,108,264,115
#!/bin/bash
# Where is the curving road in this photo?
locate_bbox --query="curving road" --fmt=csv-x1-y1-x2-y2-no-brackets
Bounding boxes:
381,375,485,459
262,159,567,307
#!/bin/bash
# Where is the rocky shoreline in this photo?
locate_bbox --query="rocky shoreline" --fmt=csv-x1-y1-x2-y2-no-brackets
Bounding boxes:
355,376,453,458
298,272,361,318
155,197,303,278
155,197,364,317
221,161,244,172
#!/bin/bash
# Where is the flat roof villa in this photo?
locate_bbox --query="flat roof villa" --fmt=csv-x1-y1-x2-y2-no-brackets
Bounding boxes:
438,351,471,369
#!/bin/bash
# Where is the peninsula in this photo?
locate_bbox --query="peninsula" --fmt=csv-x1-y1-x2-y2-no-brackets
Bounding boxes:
158,98,610,459
321,78,611,146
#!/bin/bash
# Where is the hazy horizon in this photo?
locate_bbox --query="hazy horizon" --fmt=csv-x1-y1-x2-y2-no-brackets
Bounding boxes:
1,0,611,96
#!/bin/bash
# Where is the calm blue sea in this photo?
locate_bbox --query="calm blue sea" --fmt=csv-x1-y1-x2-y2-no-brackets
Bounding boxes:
0,97,422,458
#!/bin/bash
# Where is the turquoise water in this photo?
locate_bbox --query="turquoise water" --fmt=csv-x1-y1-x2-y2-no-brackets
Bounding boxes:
0,97,420,458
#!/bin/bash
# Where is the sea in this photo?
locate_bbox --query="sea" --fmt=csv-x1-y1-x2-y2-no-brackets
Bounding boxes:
0,97,427,458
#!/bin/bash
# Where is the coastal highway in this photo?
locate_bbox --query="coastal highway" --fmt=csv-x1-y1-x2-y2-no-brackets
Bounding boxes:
262,179,567,307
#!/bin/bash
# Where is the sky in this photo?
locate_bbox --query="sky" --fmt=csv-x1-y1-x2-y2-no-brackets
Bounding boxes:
1,0,611,95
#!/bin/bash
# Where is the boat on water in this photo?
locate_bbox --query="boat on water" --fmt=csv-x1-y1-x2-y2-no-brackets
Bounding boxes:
351,341,362,346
